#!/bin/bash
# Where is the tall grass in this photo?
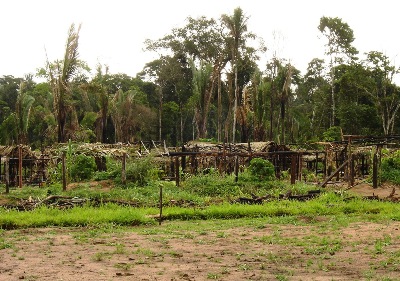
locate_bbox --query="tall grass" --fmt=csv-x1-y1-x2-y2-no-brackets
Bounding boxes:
0,204,154,229
3,191,397,229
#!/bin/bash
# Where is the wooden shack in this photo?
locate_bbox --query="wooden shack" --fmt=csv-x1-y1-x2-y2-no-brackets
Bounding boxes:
0,145,47,187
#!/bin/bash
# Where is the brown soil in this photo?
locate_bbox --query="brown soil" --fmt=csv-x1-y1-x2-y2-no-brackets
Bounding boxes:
0,181,399,280
1,221,399,281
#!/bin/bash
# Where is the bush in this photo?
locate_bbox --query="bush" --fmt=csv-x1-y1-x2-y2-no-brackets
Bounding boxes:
122,156,160,186
322,126,342,142
248,158,275,181
70,154,97,182
381,150,400,184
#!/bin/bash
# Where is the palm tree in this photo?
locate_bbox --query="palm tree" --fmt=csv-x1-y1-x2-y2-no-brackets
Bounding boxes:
15,81,35,144
47,23,82,143
221,7,249,143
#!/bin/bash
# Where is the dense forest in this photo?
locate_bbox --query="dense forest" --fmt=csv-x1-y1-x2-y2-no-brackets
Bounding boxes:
1,8,399,149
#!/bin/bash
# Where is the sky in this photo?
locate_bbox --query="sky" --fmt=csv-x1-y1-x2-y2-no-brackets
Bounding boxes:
1,0,399,80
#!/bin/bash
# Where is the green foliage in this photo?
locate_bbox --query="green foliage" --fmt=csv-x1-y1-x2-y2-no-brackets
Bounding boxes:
381,150,400,184
70,154,97,182
322,126,342,142
122,156,160,186
248,158,275,181
0,204,153,229
81,111,97,130
183,172,241,198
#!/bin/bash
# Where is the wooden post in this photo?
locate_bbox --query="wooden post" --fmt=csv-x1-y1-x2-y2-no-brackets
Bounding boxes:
315,152,319,176
320,159,349,187
298,153,303,181
234,155,239,182
121,152,126,185
291,154,297,184
5,157,9,194
62,151,67,191
175,157,180,187
349,154,355,187
373,153,378,189
18,145,23,188
181,145,186,172
159,184,163,225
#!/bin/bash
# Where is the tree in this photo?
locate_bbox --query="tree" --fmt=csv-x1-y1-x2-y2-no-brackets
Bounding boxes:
295,58,330,140
15,81,35,144
364,51,400,135
335,63,380,135
318,17,358,127
110,86,155,143
145,16,228,140
221,7,250,143
44,23,88,143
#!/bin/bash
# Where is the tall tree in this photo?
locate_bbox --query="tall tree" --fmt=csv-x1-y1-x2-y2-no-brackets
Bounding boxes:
295,58,330,140
45,23,85,143
318,17,358,127
221,7,250,143
15,81,35,144
364,51,400,135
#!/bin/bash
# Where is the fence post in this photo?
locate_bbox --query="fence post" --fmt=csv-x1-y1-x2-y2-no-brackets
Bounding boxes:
175,156,180,187
62,151,67,191
373,153,378,189
159,184,163,225
291,154,297,184
5,156,9,194
18,145,23,188
234,155,239,182
122,152,126,185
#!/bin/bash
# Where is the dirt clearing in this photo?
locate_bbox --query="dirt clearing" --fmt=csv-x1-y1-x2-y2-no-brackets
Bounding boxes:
1,219,399,281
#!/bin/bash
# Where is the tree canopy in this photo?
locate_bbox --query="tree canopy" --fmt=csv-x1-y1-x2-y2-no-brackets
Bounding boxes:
1,11,399,149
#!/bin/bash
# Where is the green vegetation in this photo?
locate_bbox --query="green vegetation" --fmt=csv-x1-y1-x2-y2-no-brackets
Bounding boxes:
381,150,400,184
0,11,399,148
248,158,275,181
0,173,399,229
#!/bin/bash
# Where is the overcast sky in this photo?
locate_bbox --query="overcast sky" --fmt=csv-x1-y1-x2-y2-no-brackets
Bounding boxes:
1,0,399,80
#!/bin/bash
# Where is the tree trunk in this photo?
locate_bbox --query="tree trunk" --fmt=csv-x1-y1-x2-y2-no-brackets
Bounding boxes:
217,71,222,142
232,54,238,144
159,87,163,142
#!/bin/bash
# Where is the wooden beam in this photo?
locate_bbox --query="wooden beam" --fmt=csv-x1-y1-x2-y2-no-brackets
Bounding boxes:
320,159,349,187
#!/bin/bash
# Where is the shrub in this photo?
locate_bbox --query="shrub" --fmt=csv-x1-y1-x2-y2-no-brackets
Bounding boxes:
248,158,275,181
70,154,97,182
381,150,400,184
322,126,342,142
123,156,160,186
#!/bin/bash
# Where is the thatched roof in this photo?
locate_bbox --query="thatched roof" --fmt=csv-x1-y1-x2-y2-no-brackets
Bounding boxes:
184,141,288,153
0,145,37,159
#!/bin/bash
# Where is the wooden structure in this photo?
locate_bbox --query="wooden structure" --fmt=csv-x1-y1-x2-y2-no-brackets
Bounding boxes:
0,145,48,187
162,141,308,185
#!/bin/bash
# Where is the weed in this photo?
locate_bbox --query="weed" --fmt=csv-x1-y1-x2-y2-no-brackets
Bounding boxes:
92,252,108,261
207,272,220,279
238,263,251,271
169,251,183,258
216,232,227,238
276,274,289,281
0,238,13,249
114,262,132,271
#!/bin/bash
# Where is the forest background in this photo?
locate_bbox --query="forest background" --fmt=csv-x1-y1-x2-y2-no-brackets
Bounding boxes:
1,6,400,149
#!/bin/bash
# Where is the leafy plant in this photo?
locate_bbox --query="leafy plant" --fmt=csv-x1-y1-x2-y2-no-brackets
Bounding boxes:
381,150,400,184
247,158,275,181
70,154,97,182
122,156,160,186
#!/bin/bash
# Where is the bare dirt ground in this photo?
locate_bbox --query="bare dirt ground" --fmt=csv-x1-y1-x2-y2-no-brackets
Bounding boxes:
0,220,399,280
0,183,399,281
